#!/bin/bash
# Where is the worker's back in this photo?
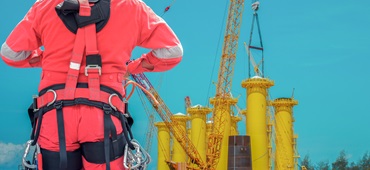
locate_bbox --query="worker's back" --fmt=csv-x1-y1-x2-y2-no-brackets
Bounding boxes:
17,0,179,91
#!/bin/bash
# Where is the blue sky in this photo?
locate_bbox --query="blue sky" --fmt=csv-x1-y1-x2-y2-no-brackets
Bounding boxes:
1,0,370,169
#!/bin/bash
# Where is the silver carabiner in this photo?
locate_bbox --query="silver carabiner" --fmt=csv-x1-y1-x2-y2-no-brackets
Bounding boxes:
22,140,40,170
123,139,151,170
46,89,57,107
108,93,119,111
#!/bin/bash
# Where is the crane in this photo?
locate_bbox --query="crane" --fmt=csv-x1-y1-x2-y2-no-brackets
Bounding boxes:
131,73,206,169
206,0,245,168
136,89,156,154
247,1,265,78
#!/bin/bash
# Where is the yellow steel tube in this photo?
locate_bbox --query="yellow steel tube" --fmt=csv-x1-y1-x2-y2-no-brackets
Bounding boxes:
171,113,189,163
242,77,274,170
210,97,238,170
155,122,171,170
272,98,298,170
188,106,211,169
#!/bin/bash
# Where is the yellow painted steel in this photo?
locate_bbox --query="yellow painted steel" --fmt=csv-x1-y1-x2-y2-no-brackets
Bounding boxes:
171,113,189,163
187,106,212,169
155,122,171,170
206,121,212,154
230,116,242,135
209,97,238,170
271,98,298,170
241,77,274,170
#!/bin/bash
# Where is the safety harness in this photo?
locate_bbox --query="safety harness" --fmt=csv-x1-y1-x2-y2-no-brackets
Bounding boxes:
26,0,135,169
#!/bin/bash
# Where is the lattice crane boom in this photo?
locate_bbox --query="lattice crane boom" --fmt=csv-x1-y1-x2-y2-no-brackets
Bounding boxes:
206,0,245,168
131,73,206,169
215,0,245,97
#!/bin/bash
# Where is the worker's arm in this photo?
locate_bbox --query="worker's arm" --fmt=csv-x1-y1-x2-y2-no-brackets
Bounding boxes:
127,0,183,74
1,2,43,68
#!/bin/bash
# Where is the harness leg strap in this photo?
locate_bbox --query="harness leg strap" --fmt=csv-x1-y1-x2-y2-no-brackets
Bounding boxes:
40,148,82,170
55,101,68,169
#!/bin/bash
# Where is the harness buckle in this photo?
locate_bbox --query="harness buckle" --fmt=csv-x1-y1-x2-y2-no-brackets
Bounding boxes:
102,104,113,115
32,95,39,111
85,65,102,76
54,100,64,110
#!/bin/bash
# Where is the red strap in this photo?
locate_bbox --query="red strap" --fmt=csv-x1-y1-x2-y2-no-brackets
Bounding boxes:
64,28,86,100
64,1,101,101
85,23,101,101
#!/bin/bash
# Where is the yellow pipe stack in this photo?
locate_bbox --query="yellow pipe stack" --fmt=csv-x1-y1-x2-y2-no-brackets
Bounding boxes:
210,97,238,170
241,76,274,170
230,116,242,135
171,113,189,164
154,122,171,170
187,105,212,169
271,98,298,170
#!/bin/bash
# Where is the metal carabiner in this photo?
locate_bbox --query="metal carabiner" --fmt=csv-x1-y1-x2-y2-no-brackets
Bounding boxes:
46,89,57,107
123,139,151,170
22,140,40,170
108,93,119,111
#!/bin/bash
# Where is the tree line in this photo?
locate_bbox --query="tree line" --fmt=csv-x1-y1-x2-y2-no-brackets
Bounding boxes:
301,150,370,170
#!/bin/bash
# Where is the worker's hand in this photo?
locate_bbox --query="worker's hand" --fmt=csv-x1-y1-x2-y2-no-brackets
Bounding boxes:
124,70,130,79
141,59,154,71
29,48,43,67
127,57,154,74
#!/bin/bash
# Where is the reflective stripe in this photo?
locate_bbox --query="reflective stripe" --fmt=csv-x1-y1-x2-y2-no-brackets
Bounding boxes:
1,42,32,61
152,43,183,59
70,62,81,70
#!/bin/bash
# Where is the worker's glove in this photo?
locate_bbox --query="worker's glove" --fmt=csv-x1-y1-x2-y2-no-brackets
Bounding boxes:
29,48,43,67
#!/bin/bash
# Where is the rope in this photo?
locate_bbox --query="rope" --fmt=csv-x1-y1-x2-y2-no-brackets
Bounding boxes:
205,0,229,105
124,79,159,106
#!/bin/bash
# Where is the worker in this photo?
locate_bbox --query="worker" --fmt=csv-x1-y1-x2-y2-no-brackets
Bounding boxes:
1,0,183,169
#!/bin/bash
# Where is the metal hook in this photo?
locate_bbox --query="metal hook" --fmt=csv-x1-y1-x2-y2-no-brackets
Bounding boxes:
46,89,57,107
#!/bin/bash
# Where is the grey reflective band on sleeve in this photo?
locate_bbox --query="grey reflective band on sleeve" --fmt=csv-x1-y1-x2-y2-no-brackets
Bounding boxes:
152,44,183,59
1,42,32,61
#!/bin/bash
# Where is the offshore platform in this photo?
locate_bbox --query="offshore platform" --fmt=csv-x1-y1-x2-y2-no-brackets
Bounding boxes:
132,0,303,170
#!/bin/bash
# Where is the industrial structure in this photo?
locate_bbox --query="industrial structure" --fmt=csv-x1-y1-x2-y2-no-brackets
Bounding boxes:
131,0,303,169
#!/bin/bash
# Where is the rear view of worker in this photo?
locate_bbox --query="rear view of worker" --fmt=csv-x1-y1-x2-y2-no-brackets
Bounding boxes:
1,0,183,169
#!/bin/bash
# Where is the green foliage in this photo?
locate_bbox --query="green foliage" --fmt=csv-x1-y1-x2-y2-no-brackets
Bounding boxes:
300,151,370,170
301,155,315,170
332,150,348,170
316,160,330,170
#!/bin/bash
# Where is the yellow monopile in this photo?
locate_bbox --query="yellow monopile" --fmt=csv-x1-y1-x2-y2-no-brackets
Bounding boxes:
171,113,189,164
210,97,238,170
242,76,274,170
154,122,171,170
271,98,298,170
187,105,212,169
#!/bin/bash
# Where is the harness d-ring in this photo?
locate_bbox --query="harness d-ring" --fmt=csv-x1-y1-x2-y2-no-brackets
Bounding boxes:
46,89,57,107
108,93,118,111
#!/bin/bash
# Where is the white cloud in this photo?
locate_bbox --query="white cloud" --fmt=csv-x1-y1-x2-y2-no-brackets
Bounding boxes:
0,142,24,167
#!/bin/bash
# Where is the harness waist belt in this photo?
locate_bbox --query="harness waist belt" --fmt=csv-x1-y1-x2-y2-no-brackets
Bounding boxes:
36,83,125,114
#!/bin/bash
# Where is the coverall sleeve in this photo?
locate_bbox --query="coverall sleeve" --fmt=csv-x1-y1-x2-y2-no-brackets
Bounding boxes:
1,2,43,68
127,1,183,74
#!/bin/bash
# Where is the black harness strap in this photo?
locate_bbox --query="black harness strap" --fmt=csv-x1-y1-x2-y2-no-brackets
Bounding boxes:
55,101,68,169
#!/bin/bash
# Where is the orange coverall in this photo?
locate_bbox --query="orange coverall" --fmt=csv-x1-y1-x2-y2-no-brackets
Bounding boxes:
1,0,182,169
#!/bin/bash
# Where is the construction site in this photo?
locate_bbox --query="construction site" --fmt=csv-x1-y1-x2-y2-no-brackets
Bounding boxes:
131,0,305,169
